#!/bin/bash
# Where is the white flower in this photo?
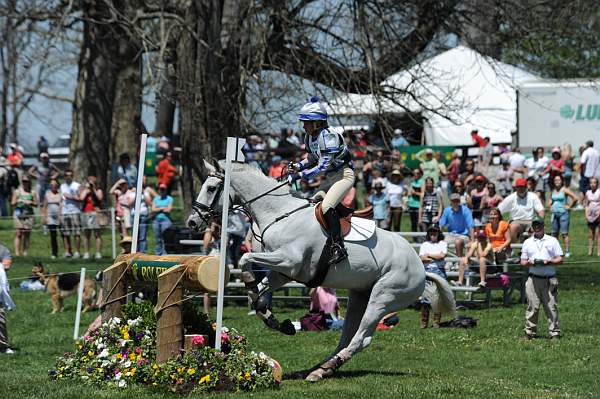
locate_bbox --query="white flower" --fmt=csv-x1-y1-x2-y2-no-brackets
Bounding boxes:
118,339,127,347
127,317,142,327
115,372,122,380
110,317,121,326
98,349,109,358
118,379,126,388
221,326,229,333
258,352,267,360
124,360,132,368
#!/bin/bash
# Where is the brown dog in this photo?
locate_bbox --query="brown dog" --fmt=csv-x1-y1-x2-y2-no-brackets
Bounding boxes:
33,262,97,314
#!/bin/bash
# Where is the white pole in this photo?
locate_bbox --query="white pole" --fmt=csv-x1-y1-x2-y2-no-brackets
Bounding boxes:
131,134,148,254
73,267,86,340
215,137,240,350
110,207,117,259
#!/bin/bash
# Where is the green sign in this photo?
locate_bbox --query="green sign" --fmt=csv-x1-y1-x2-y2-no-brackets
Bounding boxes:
560,104,600,121
401,146,456,169
131,260,180,282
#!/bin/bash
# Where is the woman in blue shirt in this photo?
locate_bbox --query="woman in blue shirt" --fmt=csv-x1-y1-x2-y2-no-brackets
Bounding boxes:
152,183,173,255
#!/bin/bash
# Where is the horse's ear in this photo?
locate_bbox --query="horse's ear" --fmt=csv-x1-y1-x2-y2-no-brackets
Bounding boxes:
211,158,224,173
203,159,216,174
217,160,226,172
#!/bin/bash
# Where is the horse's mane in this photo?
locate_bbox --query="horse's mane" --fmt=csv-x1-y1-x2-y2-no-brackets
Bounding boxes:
229,162,291,196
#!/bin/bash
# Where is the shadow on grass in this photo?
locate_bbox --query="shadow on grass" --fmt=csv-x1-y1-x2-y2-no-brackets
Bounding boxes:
284,368,411,381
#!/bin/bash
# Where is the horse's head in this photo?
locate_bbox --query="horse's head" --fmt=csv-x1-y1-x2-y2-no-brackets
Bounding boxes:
187,160,226,232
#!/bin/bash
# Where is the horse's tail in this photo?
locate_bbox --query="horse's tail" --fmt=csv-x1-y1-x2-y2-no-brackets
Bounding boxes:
424,272,456,316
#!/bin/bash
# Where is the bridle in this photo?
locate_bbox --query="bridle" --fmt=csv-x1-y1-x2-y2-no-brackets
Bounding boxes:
190,170,308,245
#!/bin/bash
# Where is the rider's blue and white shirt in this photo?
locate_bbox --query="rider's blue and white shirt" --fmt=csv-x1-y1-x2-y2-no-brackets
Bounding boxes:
299,128,353,180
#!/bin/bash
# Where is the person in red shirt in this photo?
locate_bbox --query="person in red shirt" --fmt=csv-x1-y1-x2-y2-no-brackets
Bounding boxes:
544,146,565,190
268,156,286,178
155,151,177,194
470,129,486,148
6,144,23,168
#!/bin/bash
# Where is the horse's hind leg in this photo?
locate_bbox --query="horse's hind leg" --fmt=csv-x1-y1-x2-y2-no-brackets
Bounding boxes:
306,275,410,382
333,289,370,354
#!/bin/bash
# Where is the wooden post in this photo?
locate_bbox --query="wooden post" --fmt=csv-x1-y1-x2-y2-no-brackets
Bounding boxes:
101,261,128,322
156,264,186,363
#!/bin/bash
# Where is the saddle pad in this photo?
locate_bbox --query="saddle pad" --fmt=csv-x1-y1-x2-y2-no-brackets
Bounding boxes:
344,217,376,242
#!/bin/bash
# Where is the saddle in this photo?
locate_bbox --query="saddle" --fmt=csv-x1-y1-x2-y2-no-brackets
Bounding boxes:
314,202,374,237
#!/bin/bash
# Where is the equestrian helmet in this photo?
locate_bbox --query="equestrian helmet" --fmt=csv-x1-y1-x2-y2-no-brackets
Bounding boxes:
298,96,328,121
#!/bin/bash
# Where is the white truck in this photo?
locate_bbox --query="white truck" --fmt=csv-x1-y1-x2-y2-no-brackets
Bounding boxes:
517,80,600,149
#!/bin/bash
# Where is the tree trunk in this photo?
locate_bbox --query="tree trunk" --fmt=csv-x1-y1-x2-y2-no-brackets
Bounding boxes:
70,0,142,193
154,61,176,137
110,59,142,181
177,0,246,213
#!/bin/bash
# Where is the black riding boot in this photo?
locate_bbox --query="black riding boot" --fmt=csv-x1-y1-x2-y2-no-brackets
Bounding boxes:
323,208,348,264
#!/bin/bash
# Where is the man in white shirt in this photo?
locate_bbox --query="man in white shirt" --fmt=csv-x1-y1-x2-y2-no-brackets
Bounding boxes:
524,147,549,192
508,147,526,180
60,170,82,258
498,178,544,241
0,244,14,354
520,216,563,339
580,140,600,194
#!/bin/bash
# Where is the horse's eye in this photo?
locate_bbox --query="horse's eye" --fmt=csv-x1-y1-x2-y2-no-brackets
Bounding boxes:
207,186,216,193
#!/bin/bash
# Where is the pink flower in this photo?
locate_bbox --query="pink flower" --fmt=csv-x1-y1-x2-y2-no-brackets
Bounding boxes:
221,333,229,343
191,335,206,347
135,347,142,354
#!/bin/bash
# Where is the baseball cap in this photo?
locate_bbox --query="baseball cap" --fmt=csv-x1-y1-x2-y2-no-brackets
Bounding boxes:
40,152,49,158
450,193,461,201
475,175,486,182
476,230,488,239
393,128,403,135
425,148,434,154
552,146,561,153
515,178,527,187
532,215,544,226
158,183,168,189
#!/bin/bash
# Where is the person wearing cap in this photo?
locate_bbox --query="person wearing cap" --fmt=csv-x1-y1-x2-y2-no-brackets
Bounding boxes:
418,225,447,328
580,140,600,195
416,148,440,186
289,97,354,264
543,146,565,190
453,228,494,289
110,178,132,237
387,170,405,232
439,192,474,258
520,215,563,339
151,183,173,255
391,128,408,149
367,181,389,229
28,152,60,209
498,178,545,242
11,175,38,256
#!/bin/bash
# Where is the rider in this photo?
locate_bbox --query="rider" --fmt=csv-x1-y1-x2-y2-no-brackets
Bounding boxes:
288,97,355,264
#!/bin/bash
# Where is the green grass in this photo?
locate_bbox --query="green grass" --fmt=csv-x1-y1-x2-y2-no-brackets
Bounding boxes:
0,211,599,398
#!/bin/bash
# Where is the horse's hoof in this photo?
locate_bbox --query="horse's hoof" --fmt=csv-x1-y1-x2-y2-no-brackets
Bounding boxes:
305,369,324,382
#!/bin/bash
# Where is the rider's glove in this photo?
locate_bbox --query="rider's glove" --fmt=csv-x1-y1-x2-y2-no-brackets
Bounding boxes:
287,172,302,185
288,161,302,172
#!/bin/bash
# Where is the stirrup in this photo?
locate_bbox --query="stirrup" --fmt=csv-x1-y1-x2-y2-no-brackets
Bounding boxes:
329,243,348,264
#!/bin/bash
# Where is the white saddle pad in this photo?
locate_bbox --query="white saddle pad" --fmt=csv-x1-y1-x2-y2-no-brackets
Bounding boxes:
344,217,376,242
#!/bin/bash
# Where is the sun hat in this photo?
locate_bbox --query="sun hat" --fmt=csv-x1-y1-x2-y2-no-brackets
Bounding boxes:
552,146,561,153
425,148,434,154
298,97,328,121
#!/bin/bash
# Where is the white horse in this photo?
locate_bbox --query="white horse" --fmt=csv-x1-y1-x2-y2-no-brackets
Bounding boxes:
187,160,455,382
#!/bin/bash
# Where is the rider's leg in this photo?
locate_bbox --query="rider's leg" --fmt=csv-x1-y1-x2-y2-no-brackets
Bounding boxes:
322,167,355,264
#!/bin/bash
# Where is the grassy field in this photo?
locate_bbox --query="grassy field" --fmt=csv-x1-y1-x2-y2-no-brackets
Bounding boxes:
0,210,599,398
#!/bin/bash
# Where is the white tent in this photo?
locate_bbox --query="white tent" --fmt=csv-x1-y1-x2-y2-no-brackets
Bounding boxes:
326,46,538,145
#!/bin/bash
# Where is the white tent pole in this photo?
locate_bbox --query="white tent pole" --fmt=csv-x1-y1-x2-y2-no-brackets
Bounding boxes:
110,207,116,259
131,134,148,254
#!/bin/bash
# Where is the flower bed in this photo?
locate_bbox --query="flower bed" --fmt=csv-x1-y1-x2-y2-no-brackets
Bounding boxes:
49,301,280,394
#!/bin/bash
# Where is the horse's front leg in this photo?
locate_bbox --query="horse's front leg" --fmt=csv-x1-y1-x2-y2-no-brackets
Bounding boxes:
239,250,298,335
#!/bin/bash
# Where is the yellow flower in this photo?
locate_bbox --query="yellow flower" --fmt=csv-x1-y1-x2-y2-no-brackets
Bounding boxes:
129,353,136,360
136,353,142,360
82,356,88,362
131,367,136,375
58,374,63,379
199,374,211,384
123,332,130,340
187,368,196,375
116,353,122,360
152,363,158,370
244,372,251,380
88,351,94,357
